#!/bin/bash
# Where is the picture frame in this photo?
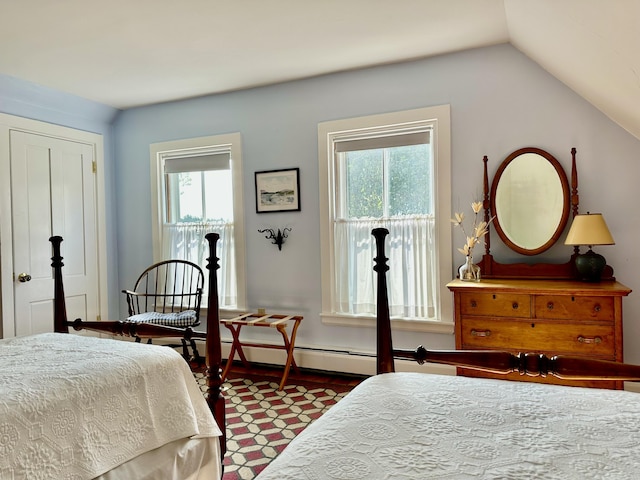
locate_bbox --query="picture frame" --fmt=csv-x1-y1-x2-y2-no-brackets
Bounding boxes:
255,168,301,213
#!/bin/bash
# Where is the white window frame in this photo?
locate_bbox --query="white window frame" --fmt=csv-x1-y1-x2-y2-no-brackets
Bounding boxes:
318,105,453,333
150,133,247,313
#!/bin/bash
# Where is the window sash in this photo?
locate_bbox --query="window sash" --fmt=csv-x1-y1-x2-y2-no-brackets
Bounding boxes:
162,167,236,307
150,132,247,312
336,130,432,219
318,105,452,327
166,170,233,223
338,145,432,220
334,134,436,318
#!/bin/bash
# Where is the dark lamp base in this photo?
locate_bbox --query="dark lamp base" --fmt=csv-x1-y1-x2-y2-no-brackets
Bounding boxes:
575,249,606,282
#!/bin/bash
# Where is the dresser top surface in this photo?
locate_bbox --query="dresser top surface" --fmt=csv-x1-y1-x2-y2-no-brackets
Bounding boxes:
447,278,632,296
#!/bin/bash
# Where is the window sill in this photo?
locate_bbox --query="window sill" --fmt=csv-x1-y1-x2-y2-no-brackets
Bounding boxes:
320,312,454,334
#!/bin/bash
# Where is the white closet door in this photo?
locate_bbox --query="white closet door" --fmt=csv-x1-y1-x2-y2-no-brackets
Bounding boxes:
11,130,98,336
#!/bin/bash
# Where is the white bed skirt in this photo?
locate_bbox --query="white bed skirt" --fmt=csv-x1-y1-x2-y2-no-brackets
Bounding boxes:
97,437,221,480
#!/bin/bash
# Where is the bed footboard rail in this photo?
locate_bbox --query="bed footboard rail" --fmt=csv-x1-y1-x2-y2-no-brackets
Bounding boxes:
392,347,519,373
393,346,640,381
372,228,640,383
67,318,207,340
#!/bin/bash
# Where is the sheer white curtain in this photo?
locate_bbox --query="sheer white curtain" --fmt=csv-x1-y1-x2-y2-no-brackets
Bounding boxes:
162,222,237,308
334,216,437,319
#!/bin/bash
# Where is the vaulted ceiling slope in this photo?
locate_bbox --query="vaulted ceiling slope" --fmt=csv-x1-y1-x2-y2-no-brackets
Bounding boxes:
2,1,639,139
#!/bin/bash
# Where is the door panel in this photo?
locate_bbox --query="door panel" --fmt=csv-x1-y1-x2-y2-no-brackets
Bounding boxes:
10,131,98,336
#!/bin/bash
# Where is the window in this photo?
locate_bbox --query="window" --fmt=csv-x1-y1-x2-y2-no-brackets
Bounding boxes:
151,133,247,311
318,106,452,331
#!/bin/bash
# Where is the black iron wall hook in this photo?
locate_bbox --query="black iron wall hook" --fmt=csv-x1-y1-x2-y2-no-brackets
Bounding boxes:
258,228,292,251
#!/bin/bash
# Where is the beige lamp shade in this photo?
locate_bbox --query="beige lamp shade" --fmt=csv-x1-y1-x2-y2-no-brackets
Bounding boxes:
565,213,615,246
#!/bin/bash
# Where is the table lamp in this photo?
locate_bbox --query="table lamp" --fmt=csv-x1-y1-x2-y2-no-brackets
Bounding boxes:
564,212,615,282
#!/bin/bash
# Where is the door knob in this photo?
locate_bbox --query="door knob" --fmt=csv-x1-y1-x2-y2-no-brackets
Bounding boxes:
17,273,32,283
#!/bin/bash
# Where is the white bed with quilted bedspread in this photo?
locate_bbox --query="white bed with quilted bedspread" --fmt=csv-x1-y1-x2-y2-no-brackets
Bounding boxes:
0,332,221,479
257,372,640,479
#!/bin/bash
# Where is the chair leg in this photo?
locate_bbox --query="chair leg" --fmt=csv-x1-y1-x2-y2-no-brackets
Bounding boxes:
180,338,190,361
190,338,203,365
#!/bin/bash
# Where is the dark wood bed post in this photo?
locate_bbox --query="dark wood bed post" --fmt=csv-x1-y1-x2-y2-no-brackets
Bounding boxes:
50,235,69,334
372,228,395,374
204,232,226,458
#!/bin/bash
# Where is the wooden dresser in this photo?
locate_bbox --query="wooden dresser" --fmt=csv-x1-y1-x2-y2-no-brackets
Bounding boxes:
447,278,632,389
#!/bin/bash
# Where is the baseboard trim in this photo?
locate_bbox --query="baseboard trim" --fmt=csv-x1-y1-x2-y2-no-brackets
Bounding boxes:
624,381,640,393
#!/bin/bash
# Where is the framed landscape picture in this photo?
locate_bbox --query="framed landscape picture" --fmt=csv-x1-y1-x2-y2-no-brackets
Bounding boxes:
255,168,301,213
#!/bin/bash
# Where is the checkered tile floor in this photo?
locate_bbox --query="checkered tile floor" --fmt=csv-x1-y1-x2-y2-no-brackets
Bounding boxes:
193,371,358,479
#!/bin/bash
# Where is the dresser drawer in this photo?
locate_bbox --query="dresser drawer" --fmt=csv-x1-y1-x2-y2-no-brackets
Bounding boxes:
459,292,531,318
459,318,615,357
534,295,614,321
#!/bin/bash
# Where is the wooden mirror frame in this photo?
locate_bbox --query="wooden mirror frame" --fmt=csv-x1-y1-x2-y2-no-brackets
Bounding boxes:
477,147,584,279
490,147,570,256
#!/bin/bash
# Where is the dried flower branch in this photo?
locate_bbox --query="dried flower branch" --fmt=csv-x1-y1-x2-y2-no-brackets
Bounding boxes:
451,201,494,257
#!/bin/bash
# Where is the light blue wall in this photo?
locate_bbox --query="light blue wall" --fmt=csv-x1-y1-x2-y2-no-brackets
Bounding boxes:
0,73,121,319
4,43,639,364
114,44,640,362
0,74,118,132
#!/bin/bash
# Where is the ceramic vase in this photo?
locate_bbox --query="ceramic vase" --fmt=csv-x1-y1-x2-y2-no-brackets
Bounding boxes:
459,255,481,282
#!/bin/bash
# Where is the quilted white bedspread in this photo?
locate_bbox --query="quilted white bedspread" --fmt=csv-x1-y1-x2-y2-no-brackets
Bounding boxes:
0,332,221,479
257,372,640,479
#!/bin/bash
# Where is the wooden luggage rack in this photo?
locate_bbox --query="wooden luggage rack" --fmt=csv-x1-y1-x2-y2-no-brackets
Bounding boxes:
220,312,303,390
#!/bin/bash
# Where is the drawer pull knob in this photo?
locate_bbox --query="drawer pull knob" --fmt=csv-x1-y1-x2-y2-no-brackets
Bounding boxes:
512,302,519,310
471,329,491,337
547,302,554,310
470,300,477,308
594,304,601,313
578,336,602,344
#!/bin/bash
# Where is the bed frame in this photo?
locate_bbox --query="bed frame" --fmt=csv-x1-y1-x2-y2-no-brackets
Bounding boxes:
372,227,640,382
49,227,640,474
50,233,226,459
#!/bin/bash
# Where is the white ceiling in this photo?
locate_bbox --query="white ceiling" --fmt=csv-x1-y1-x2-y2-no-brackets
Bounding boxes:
2,0,640,139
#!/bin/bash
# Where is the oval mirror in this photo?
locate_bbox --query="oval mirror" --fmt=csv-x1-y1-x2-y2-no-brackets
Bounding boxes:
490,148,570,256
